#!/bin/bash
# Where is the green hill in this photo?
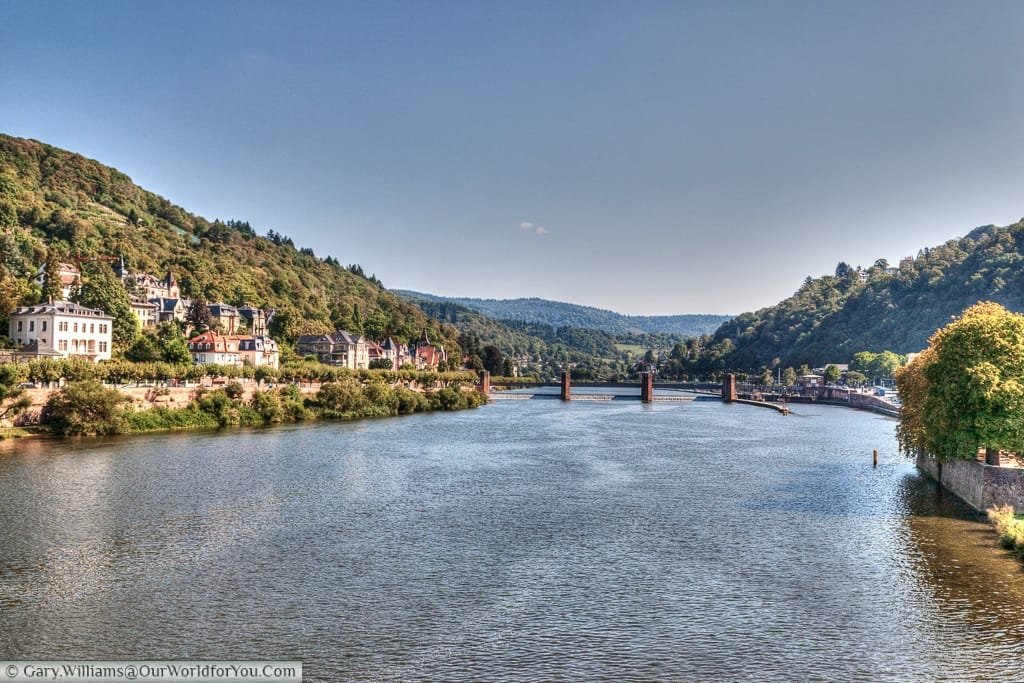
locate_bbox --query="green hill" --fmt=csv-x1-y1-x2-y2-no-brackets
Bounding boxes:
394,290,730,336
0,134,460,354
700,222,1024,371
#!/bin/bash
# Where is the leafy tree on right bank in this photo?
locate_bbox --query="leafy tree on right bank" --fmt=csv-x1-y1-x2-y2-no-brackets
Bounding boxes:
896,302,1024,463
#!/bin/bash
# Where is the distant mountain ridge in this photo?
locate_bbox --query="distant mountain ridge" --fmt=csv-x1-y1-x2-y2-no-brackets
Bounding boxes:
393,290,731,337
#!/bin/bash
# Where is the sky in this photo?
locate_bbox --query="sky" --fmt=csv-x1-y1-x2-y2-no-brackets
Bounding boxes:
4,1,1024,315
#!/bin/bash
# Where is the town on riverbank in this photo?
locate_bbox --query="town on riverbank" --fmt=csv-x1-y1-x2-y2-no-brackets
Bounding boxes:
0,260,487,437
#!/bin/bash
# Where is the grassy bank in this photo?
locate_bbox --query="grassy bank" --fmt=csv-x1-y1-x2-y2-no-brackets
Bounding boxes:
43,379,488,437
987,505,1024,560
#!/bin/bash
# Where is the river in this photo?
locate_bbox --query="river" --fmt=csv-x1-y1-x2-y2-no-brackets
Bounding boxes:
1,397,1023,681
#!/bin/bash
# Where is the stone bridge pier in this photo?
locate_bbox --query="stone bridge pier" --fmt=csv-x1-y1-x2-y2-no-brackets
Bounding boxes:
722,373,737,402
640,372,654,403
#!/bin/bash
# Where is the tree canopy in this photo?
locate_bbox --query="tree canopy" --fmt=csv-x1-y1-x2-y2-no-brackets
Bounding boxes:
896,302,1024,461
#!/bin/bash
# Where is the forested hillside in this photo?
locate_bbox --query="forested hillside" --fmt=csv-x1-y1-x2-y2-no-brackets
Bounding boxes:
395,290,729,336
0,135,460,353
410,297,635,379
700,222,1024,371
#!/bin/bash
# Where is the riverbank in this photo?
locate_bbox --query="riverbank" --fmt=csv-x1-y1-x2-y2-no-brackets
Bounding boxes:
4,378,488,441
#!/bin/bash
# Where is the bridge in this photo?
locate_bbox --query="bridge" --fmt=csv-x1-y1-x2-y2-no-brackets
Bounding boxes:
478,371,789,413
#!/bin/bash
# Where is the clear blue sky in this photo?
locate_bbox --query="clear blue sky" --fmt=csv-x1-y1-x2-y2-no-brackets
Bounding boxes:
4,1,1024,315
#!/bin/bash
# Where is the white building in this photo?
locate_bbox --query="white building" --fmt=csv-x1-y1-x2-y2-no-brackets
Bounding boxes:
8,300,114,362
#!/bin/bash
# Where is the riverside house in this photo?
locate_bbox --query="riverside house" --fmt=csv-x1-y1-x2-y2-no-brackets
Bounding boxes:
188,331,280,369
295,331,370,369
8,300,114,362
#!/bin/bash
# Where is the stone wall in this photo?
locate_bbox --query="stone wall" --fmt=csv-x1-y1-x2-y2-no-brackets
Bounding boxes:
916,452,1024,512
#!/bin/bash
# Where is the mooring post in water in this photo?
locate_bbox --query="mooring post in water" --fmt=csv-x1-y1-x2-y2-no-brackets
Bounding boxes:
873,449,878,468
561,370,571,401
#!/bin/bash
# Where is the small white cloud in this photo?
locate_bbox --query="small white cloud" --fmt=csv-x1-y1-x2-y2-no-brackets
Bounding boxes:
519,221,549,236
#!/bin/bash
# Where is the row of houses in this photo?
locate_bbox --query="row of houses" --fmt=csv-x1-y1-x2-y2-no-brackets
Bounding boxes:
40,261,272,335
11,261,451,371
8,302,448,371
293,330,446,370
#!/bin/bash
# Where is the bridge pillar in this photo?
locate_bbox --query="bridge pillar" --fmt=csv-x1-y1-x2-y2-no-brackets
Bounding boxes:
723,373,737,402
478,370,490,396
640,371,654,403
561,370,571,401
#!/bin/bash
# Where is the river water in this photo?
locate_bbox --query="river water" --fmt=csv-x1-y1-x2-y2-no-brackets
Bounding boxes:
1,396,1023,681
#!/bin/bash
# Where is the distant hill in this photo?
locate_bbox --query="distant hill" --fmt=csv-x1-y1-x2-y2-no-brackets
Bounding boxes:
394,290,730,337
406,293,698,379
0,134,460,352
701,221,1024,371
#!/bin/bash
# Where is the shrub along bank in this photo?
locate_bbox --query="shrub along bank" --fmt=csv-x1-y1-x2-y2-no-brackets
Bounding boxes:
988,505,1024,561
44,378,487,436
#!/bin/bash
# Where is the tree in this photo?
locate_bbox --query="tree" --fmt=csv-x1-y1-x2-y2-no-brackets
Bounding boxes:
186,297,212,332
41,252,62,303
124,333,162,362
851,350,906,383
156,323,192,363
845,371,867,387
824,364,841,384
782,367,797,386
482,345,504,376
363,310,389,341
901,302,1024,462
894,349,933,455
0,364,31,421
75,265,138,346
45,379,127,435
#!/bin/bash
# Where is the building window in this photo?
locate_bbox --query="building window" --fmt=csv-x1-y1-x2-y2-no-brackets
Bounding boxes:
73,322,78,333
29,321,34,332
90,323,95,334
99,341,108,353
99,324,107,334
16,321,22,332
58,340,67,351
42,321,47,332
